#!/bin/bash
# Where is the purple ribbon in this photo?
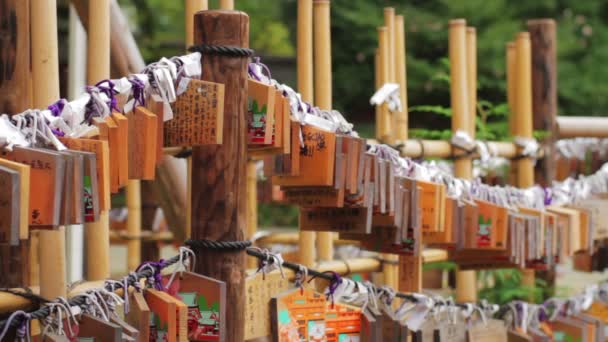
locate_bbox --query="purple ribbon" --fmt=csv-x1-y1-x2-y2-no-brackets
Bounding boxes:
326,272,342,308
136,259,168,291
95,79,119,112
308,271,342,309
46,100,66,137
16,312,30,339
129,77,146,108
543,188,553,206
47,99,66,117
248,57,272,83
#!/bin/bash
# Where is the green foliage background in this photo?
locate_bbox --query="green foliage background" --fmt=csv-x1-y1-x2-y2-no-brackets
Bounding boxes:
118,0,608,135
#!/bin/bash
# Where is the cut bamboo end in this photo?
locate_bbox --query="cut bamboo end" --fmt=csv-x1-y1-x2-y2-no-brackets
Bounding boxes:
313,0,330,3
219,0,234,10
449,18,466,26
517,31,530,40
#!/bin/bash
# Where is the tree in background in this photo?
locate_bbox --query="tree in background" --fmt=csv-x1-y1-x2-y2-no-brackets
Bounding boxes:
118,0,608,132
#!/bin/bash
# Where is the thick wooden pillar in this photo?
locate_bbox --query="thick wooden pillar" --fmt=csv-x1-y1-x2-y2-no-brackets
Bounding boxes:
191,10,249,341
450,19,477,303
297,0,316,267
0,0,32,288
528,19,557,187
313,0,334,262
528,18,557,297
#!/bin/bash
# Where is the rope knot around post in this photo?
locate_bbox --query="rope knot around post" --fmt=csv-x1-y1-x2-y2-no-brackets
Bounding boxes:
187,44,254,57
185,239,252,252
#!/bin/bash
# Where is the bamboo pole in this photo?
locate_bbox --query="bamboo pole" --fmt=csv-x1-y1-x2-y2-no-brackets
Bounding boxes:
297,0,316,268
246,161,258,269
382,8,399,293
514,32,534,188
374,50,382,141
126,181,141,271
85,0,111,281
219,0,234,10
450,19,477,303
186,0,208,47
377,26,391,143
31,0,67,299
514,32,536,299
384,8,395,84
466,27,477,137
313,0,334,262
449,19,471,177
557,117,608,137
506,42,516,134
185,0,208,242
395,15,408,142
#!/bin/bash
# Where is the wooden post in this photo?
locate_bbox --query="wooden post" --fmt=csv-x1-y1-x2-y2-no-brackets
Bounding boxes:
191,10,249,341
297,0,316,267
450,19,477,303
528,18,557,297
85,0,111,281
31,0,67,298
514,32,536,299
394,15,408,142
313,0,334,262
0,0,32,288
0,0,31,114
528,19,557,187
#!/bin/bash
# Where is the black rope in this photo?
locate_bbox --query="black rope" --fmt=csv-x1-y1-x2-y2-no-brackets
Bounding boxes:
0,288,49,319
187,44,254,57
415,139,425,160
449,146,477,160
244,248,421,303
185,239,252,252
0,288,49,304
0,254,181,331
173,148,193,159
510,154,529,161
